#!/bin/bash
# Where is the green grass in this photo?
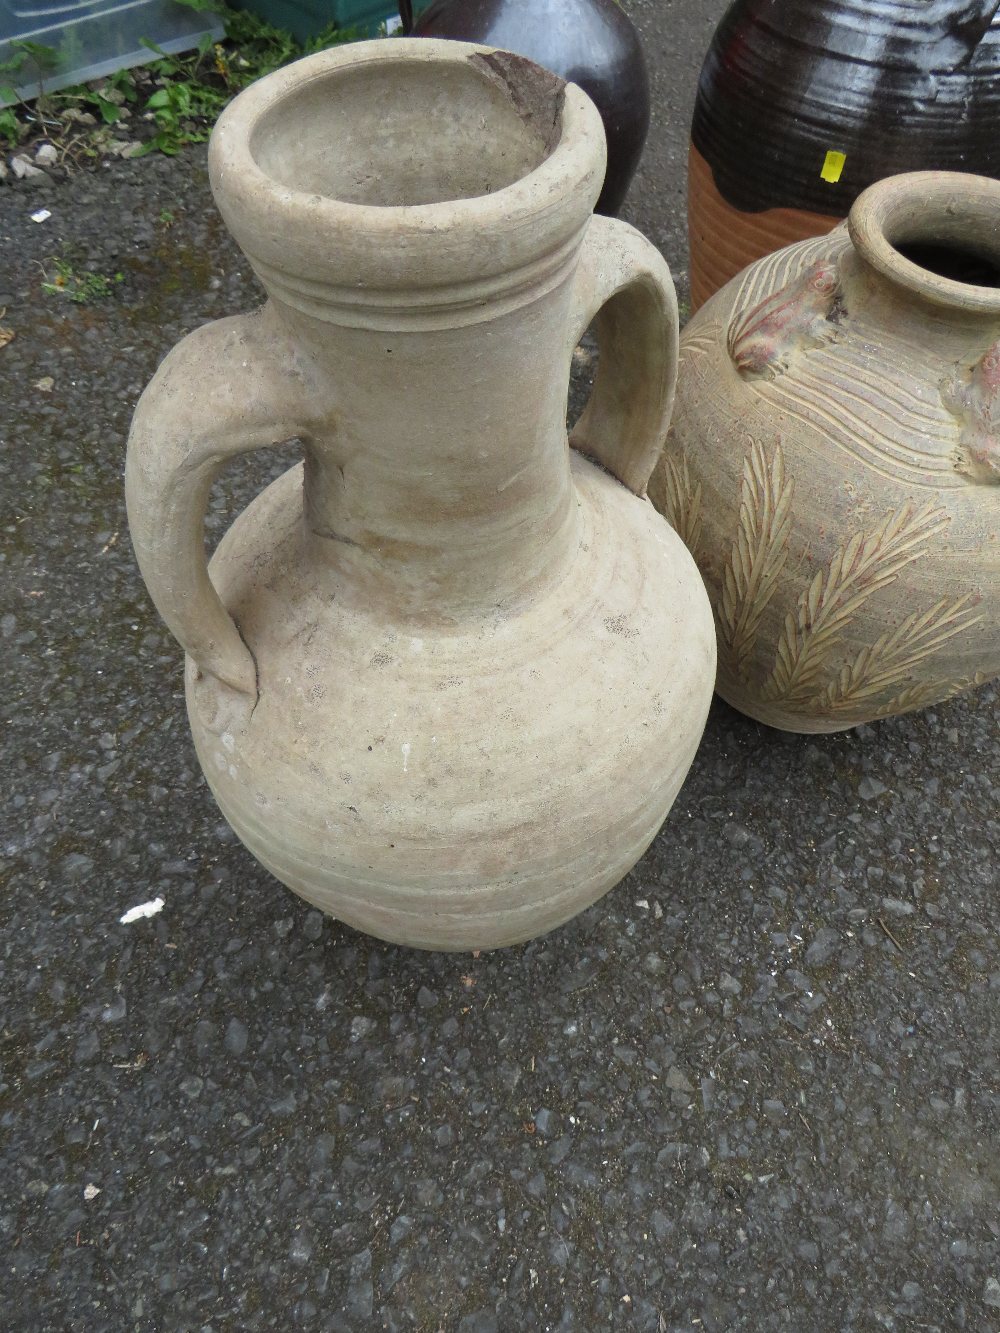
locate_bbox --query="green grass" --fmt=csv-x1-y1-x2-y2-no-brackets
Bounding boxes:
0,1,371,157
41,255,124,303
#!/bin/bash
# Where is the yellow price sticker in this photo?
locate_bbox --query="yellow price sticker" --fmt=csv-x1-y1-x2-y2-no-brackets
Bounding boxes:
821,150,847,184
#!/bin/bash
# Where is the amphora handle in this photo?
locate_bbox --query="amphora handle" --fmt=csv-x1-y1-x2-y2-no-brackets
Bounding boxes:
567,214,679,495
125,307,314,703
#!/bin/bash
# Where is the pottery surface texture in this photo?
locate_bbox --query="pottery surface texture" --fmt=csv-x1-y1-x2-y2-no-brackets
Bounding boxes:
652,172,1000,735
125,40,715,951
689,0,1000,308
409,0,650,216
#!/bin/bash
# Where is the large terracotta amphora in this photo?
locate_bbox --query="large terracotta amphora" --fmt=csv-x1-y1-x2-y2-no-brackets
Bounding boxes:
689,0,1000,310
125,40,715,951
652,172,1000,735
403,0,650,216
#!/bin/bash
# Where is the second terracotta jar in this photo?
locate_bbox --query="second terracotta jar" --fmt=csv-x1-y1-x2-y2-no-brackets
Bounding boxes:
689,0,1000,309
652,171,1000,734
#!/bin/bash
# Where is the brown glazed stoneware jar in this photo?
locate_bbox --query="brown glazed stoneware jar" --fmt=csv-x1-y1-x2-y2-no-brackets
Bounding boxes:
405,0,650,216
651,171,1000,734
689,0,1000,309
125,40,716,951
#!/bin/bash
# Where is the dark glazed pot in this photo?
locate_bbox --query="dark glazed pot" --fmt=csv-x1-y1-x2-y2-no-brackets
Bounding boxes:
689,0,1000,309
403,0,650,216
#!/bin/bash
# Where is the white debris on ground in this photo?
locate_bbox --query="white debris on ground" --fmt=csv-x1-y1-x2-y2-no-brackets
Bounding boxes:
119,897,165,924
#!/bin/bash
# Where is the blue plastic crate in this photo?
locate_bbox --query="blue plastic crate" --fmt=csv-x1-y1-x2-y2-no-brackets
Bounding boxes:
0,0,224,105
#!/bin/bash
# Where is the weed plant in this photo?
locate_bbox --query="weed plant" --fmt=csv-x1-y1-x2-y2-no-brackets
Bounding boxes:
1,0,368,157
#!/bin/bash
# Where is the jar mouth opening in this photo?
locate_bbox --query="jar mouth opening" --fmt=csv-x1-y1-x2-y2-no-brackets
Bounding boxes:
889,241,1000,289
848,172,1000,314
246,45,567,211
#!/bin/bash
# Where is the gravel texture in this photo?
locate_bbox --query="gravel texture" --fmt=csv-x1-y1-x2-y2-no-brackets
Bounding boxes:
2,2,1000,1330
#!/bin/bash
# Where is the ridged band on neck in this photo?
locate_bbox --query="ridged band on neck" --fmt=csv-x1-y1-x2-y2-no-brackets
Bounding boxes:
250,227,588,330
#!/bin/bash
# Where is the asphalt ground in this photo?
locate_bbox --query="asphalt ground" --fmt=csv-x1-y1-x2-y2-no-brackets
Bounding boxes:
2,2,999,1329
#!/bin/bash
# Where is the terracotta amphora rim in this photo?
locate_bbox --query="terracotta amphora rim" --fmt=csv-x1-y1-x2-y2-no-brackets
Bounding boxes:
207,38,607,305
849,170,1000,315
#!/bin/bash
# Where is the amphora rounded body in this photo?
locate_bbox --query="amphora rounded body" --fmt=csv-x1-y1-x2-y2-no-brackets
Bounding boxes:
125,40,715,950
653,172,1000,734
406,0,650,216
690,0,1000,309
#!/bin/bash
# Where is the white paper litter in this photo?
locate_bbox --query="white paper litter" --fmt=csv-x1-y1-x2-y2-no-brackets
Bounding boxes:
119,897,165,924
83,1184,101,1201
30,209,52,223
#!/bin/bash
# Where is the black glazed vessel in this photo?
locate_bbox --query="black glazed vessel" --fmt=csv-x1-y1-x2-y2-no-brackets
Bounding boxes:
400,0,650,216
689,0,1000,308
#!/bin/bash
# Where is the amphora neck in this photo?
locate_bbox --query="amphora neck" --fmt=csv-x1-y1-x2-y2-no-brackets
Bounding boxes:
278,282,583,622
